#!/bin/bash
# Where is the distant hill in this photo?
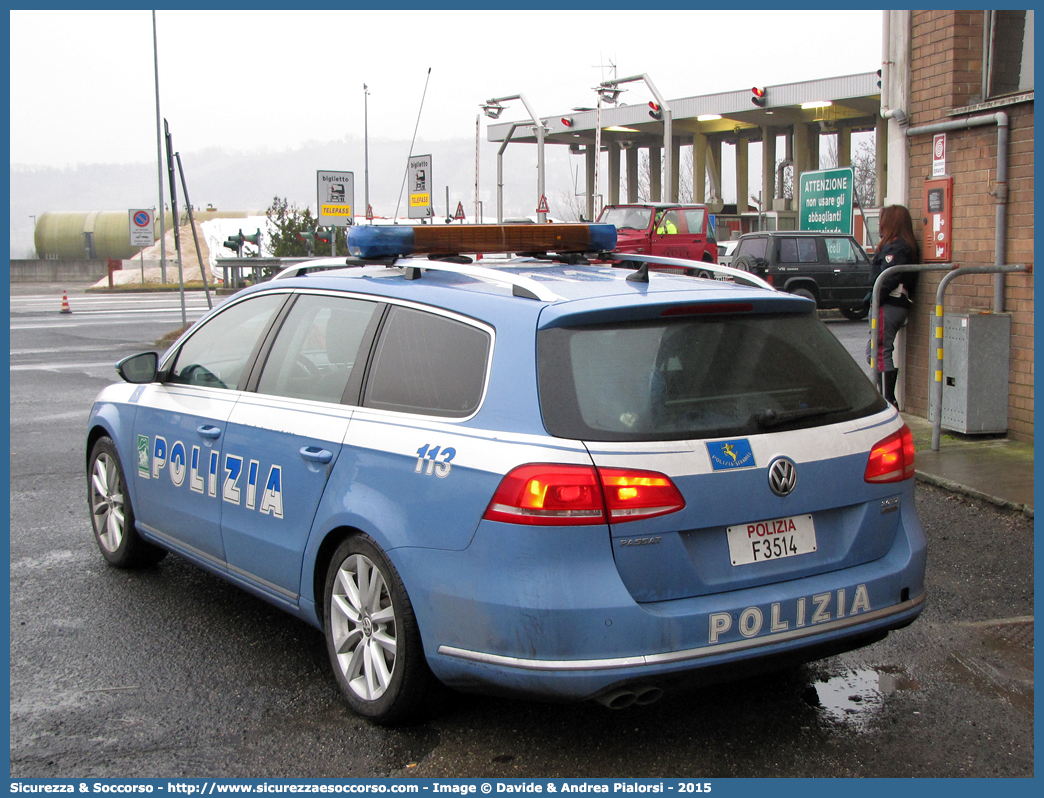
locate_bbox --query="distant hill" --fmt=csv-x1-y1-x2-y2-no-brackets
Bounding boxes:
10,135,583,258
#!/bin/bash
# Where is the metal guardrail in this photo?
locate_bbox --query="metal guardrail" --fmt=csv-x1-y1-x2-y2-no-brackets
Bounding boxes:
868,262,1032,451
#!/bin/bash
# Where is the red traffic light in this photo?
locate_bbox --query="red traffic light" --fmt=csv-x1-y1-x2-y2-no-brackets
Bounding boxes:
561,117,573,127
751,87,767,108
648,101,663,121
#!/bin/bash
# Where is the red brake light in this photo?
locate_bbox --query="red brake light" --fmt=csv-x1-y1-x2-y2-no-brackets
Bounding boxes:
483,465,685,526
599,468,686,521
864,425,916,483
484,464,605,525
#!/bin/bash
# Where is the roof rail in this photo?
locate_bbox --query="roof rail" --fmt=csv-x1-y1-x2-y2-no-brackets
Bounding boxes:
607,252,776,292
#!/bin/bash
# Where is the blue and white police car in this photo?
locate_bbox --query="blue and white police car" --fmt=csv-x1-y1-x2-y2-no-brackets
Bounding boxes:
87,223,925,724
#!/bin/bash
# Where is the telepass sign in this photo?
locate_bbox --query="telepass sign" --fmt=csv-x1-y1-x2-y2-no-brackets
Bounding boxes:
408,155,433,219
799,168,854,235
317,171,355,227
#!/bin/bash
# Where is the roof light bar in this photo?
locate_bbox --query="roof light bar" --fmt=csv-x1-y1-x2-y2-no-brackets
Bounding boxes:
347,223,616,259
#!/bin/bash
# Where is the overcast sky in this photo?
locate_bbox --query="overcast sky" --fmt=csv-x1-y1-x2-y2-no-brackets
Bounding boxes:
10,9,882,168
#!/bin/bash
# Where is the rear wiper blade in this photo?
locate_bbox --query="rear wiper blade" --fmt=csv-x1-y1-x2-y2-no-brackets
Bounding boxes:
755,405,851,428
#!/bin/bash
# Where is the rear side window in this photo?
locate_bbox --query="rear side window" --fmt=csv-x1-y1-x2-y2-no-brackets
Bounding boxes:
538,313,885,442
363,306,490,418
779,238,819,263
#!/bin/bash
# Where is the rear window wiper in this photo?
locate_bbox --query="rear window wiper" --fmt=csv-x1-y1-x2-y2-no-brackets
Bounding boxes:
755,405,851,428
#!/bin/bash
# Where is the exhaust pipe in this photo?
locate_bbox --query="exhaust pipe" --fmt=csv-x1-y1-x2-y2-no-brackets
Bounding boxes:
595,685,664,709
634,686,663,705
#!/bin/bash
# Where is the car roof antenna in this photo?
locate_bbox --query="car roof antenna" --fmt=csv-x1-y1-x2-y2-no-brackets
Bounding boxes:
626,261,650,283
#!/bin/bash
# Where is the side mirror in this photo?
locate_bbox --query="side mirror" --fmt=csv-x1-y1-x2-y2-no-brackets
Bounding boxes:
116,352,158,384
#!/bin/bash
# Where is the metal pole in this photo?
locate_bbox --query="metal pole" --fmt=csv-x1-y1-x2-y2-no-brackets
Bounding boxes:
152,11,167,284
594,99,601,221
495,122,521,224
393,67,432,222
486,94,546,222
599,75,671,202
163,119,186,327
904,111,1010,312
515,95,546,223
475,115,480,223
174,151,212,309
363,83,370,221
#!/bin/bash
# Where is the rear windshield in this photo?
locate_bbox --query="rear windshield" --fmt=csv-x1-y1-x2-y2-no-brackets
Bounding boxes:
736,237,768,260
538,312,885,442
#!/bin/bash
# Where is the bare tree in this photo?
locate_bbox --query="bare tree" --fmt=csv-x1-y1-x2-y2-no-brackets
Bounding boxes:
851,139,877,207
621,146,694,203
554,189,588,222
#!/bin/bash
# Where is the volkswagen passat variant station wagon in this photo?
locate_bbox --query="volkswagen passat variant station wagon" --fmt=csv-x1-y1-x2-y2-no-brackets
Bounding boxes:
87,223,925,723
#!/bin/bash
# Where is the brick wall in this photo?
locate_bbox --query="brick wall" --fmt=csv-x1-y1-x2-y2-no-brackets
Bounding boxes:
905,10,1034,442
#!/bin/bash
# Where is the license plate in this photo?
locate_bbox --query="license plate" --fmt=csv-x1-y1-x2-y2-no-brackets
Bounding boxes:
727,514,817,566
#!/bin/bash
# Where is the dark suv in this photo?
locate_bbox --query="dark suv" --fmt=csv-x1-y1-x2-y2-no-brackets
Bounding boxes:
732,231,872,319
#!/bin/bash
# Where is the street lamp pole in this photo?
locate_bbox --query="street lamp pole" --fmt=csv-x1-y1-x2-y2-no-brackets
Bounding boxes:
363,83,370,221
482,93,547,222
599,74,672,202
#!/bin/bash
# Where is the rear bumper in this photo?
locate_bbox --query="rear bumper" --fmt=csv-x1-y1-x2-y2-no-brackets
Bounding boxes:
438,590,924,673
392,497,926,701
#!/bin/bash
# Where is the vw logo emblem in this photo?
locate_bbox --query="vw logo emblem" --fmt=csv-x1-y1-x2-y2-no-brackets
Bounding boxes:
768,457,798,496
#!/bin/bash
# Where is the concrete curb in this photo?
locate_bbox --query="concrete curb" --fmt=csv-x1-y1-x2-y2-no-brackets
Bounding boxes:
914,470,1034,519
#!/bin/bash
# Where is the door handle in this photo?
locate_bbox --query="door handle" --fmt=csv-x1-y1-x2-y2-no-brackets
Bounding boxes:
300,446,333,464
197,425,222,439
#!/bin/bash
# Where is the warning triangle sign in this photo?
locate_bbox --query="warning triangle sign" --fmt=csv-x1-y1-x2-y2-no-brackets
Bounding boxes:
536,195,550,214
365,204,373,220
454,201,466,221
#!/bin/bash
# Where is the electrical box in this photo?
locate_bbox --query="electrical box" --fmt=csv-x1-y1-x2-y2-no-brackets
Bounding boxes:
929,312,1011,434
922,177,953,262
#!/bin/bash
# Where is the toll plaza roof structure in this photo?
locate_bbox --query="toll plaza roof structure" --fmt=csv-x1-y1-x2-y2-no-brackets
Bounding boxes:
486,72,882,147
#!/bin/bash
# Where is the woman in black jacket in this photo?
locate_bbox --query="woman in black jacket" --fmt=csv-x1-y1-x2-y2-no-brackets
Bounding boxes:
869,204,920,407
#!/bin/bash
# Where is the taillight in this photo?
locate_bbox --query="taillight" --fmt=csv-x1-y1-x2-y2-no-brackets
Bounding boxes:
483,464,685,526
864,425,916,483
484,464,605,525
599,468,686,521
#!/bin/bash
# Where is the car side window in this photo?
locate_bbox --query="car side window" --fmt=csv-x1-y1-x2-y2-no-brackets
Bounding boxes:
779,238,818,263
363,306,490,418
683,210,704,235
655,211,680,235
256,294,377,403
168,294,285,390
825,237,862,264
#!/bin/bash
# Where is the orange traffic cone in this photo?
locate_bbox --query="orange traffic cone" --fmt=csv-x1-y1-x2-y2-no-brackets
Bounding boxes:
60,290,71,314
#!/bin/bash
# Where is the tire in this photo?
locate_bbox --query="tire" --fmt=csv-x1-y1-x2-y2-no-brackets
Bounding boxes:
696,269,713,280
732,254,757,272
840,303,870,321
790,287,817,306
324,535,434,725
87,437,167,568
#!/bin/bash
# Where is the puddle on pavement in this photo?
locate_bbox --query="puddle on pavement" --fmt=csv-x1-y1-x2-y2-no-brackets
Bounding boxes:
805,666,919,730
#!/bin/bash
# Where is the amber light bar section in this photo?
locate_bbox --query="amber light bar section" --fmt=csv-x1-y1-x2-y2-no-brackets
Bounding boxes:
413,224,614,254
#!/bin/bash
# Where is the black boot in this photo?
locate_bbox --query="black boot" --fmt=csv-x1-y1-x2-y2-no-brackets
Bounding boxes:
884,370,899,407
